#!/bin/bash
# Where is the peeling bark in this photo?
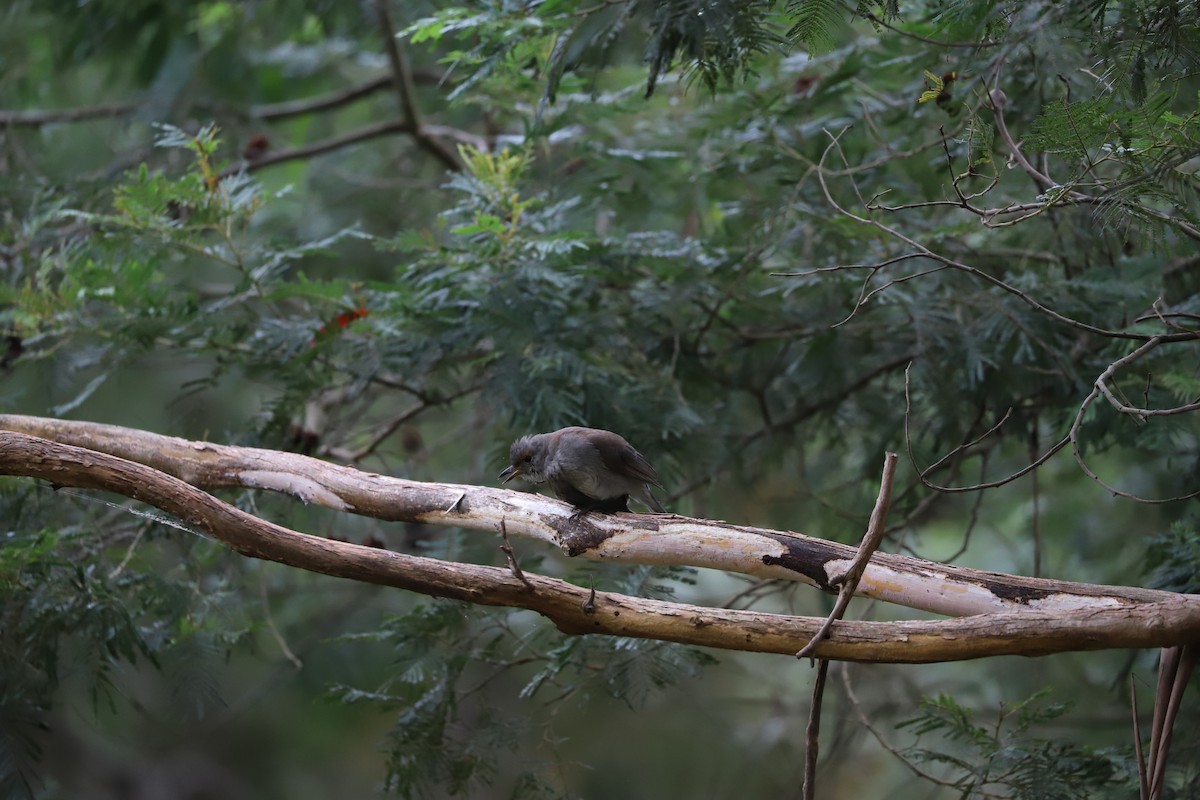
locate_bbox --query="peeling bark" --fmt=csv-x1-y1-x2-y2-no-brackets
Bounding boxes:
1,419,1199,664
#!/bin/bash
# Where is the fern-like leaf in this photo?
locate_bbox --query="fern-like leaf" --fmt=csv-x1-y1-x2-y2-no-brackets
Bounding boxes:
787,0,845,53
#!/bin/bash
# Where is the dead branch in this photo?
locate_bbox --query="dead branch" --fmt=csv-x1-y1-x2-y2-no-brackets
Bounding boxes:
372,0,462,171
1,426,1200,664
797,452,898,658
0,414,1183,620
801,658,830,800
218,119,486,177
800,452,899,800
0,102,138,126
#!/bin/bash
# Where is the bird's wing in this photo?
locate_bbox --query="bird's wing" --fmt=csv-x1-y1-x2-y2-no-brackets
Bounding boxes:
606,442,661,487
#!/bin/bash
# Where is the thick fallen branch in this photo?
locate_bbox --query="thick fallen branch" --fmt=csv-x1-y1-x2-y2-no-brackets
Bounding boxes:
0,414,1181,620
3,430,1200,663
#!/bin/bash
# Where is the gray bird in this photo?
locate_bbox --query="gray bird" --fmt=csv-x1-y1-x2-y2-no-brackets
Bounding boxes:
498,426,666,513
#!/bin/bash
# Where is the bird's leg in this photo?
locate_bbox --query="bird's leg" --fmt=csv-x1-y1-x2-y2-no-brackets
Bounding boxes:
567,507,594,524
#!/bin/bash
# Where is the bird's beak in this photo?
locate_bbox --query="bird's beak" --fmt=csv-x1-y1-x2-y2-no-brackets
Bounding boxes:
498,464,520,484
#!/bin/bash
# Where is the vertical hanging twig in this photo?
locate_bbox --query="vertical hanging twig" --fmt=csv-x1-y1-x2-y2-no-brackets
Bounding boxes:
797,452,899,659
799,452,899,799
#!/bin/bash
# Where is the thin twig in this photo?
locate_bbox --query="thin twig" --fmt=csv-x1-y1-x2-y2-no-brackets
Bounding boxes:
667,354,912,502
499,520,534,591
831,265,950,328
373,0,419,127
985,62,1200,242
905,364,1070,493
988,85,1055,191
1,71,453,140
772,252,927,278
801,658,830,800
854,5,1008,48
344,383,479,463
934,453,990,563
777,251,944,329
1132,673,1149,800
723,578,789,610
840,662,958,787
259,566,304,669
907,340,1200,502
1097,380,1200,418
347,401,427,462
0,102,138,126
940,125,970,205
253,75,393,121
218,118,482,177
219,119,407,176
372,0,462,170
1147,646,1179,799
107,522,147,579
1069,339,1200,503
1030,422,1041,577
796,452,899,659
1149,645,1197,799
813,126,1200,336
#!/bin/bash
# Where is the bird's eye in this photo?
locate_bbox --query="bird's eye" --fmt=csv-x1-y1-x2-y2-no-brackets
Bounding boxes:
523,455,533,464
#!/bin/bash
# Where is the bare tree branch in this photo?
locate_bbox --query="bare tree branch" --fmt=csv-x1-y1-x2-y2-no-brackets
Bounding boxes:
668,353,913,502
1133,673,1150,800
0,69,456,128
372,0,462,170
1068,339,1200,503
841,662,958,787
218,118,486,177
0,102,138,126
499,519,534,591
850,2,1010,48
801,658,830,800
1147,645,1198,799
253,75,393,121
0,414,1186,620
797,452,898,659
904,365,1071,494
2,425,1200,665
800,453,898,800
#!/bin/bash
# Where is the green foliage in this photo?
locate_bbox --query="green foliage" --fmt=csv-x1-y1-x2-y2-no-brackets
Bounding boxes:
2,120,374,437
0,496,225,795
959,114,995,168
787,0,845,53
5,0,1200,796
0,526,157,709
897,692,1127,798
404,0,783,105
327,576,714,798
379,144,717,444
1145,517,1200,594
1026,88,1200,183
403,5,558,104
642,0,782,96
